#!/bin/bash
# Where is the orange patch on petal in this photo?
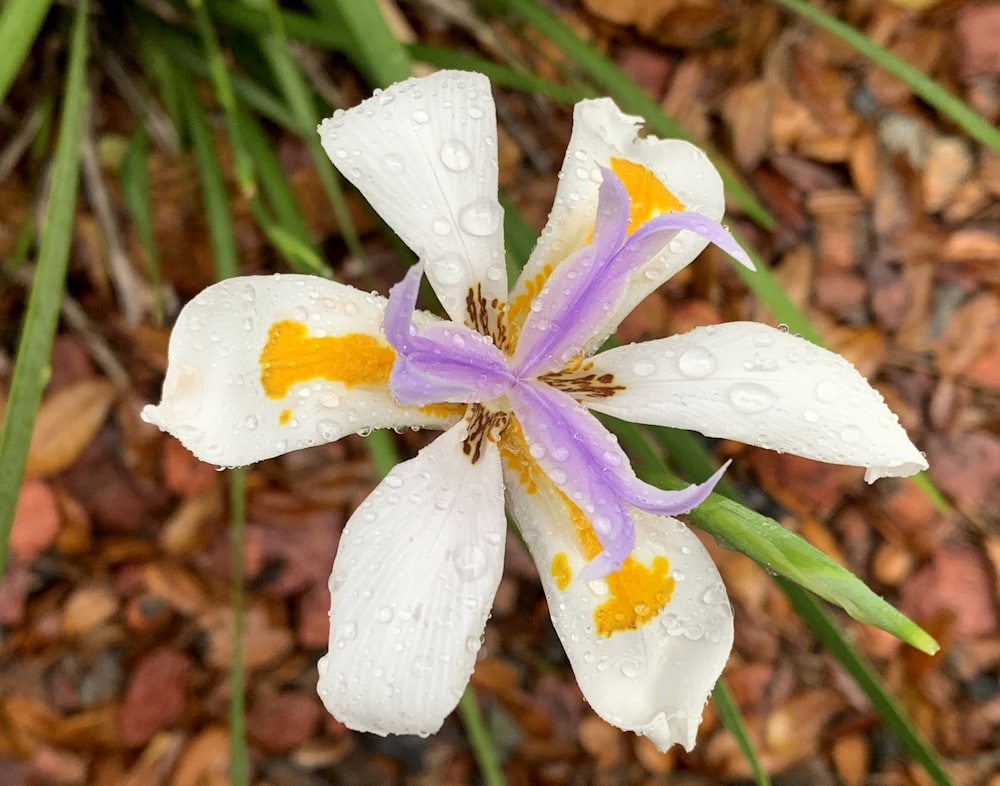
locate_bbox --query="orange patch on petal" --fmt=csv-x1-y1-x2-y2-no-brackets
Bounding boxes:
609,157,685,231
504,264,552,352
278,409,292,425
259,320,395,400
501,418,676,636
551,552,572,591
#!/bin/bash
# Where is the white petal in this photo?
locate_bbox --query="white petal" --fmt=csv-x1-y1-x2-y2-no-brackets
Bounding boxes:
141,275,460,466
319,420,506,736
318,71,506,324
586,322,928,481
503,457,732,751
510,98,725,351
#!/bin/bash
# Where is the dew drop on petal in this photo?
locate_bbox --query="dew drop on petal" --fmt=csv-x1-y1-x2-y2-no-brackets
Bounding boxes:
840,425,863,444
318,419,339,440
452,543,488,582
677,346,717,379
385,475,403,489
411,109,429,124
528,443,546,460
432,217,451,236
244,415,258,431
458,199,501,236
382,154,405,174
339,621,357,641
376,606,393,623
439,139,472,172
815,379,840,403
428,253,465,286
728,382,777,414
631,359,656,377
802,408,820,423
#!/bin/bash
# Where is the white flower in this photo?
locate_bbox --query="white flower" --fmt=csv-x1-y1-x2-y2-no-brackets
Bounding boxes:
142,70,927,751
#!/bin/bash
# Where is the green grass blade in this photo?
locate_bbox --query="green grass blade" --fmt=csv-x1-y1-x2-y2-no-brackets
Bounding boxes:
0,0,88,575
409,44,589,104
320,0,411,86
119,120,165,324
240,0,364,264
0,0,54,105
206,0,350,49
780,579,955,786
494,0,775,229
457,689,507,786
712,679,771,786
773,0,1000,157
176,71,239,280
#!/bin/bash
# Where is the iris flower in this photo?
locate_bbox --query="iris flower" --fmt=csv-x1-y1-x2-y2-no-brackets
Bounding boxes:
142,70,927,751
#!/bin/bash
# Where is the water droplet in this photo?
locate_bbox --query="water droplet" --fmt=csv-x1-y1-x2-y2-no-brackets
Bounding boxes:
683,623,705,641
631,359,656,377
432,217,451,236
376,606,393,623
486,264,504,281
465,635,481,654
242,317,254,332
677,346,717,378
754,331,775,347
429,253,464,286
244,415,258,430
293,305,309,322
551,446,569,462
840,425,863,444
382,154,405,174
385,475,403,489
549,468,568,485
815,379,839,403
620,659,642,678
458,199,501,236
318,419,339,440
440,139,472,171
321,393,340,409
528,443,546,460
467,106,483,119
728,382,777,414
411,109,429,124
452,543,488,581
338,621,357,641
802,409,820,423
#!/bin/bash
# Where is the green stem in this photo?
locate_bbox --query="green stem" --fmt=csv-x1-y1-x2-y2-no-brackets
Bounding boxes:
457,687,507,786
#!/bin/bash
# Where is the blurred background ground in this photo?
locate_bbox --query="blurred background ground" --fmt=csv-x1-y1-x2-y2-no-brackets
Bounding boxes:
1,0,999,784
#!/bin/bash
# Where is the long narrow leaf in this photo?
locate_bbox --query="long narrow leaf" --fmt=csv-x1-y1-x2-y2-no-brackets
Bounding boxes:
712,679,771,786
780,580,955,786
0,0,54,105
773,0,1000,157
0,0,89,573
321,0,411,86
494,0,775,229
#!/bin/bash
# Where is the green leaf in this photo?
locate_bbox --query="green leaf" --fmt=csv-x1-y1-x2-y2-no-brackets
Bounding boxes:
712,679,771,786
773,0,1000,157
493,0,775,229
0,0,88,574
0,0,54,105
320,0,412,87
781,580,955,786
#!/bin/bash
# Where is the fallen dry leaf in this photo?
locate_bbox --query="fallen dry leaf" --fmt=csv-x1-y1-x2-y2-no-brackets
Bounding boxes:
25,378,116,478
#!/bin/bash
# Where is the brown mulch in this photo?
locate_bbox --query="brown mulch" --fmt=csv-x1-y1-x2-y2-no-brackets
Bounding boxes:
2,0,1000,784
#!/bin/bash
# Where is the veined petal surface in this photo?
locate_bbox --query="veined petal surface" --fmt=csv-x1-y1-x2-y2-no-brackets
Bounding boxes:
502,457,733,752
510,98,725,352
585,322,928,481
141,275,457,466
318,70,506,323
319,419,506,736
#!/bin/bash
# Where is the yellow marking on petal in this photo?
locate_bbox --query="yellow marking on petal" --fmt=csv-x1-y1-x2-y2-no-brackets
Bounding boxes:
504,264,553,351
278,409,292,425
551,552,572,591
418,402,467,420
259,320,395,399
500,417,675,636
609,156,685,231
595,556,674,637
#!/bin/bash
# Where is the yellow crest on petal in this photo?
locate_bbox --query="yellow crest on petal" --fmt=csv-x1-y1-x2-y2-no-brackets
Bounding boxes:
609,157,685,230
259,320,395,400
